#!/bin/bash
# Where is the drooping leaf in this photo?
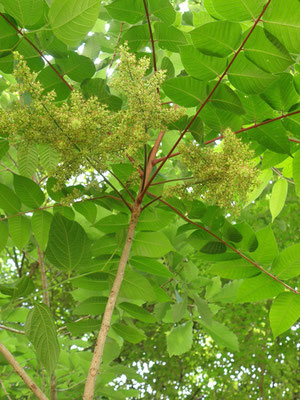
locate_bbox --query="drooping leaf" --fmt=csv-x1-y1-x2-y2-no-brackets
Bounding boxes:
1,0,44,27
73,201,97,224
293,150,300,197
269,179,288,222
167,321,193,356
129,256,173,278
162,77,207,107
13,174,45,209
106,0,144,24
94,213,129,233
72,272,109,291
0,15,19,57
190,21,241,58
200,320,239,351
8,216,31,251
209,0,266,21
112,323,146,344
236,273,284,303
56,52,96,83
17,144,39,178
154,22,187,53
49,0,101,46
150,0,176,26
0,183,21,214
119,302,156,323
263,0,300,54
25,303,60,374
272,244,300,280
251,225,279,265
31,210,53,251
269,292,300,338
37,66,71,101
45,214,91,271
209,258,259,279
228,53,278,94
180,45,226,81
0,221,8,252
119,269,156,301
132,232,174,258
249,121,291,155
73,296,108,315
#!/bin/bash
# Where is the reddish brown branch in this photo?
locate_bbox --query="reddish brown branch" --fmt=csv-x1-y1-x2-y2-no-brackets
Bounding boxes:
147,192,299,296
142,0,272,192
142,0,157,73
205,110,300,145
0,13,73,92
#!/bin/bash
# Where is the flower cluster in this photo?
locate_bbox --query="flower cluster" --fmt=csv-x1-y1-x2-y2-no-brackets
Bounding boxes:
169,129,260,214
0,48,183,188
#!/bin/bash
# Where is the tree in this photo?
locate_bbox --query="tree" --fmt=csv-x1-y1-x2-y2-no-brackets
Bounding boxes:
0,0,299,399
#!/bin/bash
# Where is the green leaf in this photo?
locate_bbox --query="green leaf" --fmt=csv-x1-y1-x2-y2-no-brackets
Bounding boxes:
154,22,188,53
121,24,149,52
244,27,293,74
81,78,122,110
251,225,279,265
136,208,174,231
37,66,71,101
0,221,8,252
236,273,284,303
17,144,38,178
94,213,129,233
49,0,100,46
112,323,146,344
106,0,144,24
8,216,31,251
56,52,96,83
72,272,109,291
129,256,173,278
272,244,300,279
1,0,44,27
260,73,299,112
249,121,291,155
150,0,176,26
0,138,9,159
73,201,97,224
119,302,156,323
25,303,60,374
209,0,266,21
120,269,156,302
190,21,241,58
210,83,245,115
0,15,19,57
228,53,278,94
200,320,239,351
180,45,226,81
193,296,213,325
91,234,117,257
16,35,44,72
293,150,300,197
0,183,21,214
13,276,35,299
209,259,259,279
132,232,174,258
269,292,300,338
210,280,241,304
38,144,60,174
167,321,193,357
73,296,107,315
263,0,300,54
162,77,206,107
13,175,45,209
245,169,273,206
67,319,100,336
31,210,53,251
45,214,91,272
269,179,288,222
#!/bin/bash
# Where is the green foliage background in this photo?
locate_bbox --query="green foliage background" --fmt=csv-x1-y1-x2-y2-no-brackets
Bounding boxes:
0,0,299,399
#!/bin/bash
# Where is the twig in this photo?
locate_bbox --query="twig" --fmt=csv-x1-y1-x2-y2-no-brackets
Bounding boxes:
37,248,50,307
57,315,91,333
0,380,12,400
0,342,48,400
141,195,162,211
149,176,194,186
142,0,157,73
147,192,300,296
0,13,73,92
109,22,124,68
271,168,294,184
205,110,300,145
0,324,25,335
108,169,135,201
142,0,272,191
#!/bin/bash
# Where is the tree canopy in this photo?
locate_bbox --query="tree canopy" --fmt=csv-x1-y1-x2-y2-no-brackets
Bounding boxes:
0,0,299,399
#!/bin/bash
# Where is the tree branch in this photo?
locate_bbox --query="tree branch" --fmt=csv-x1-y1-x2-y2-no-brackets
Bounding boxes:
142,0,157,73
0,324,25,335
0,13,73,92
142,0,272,191
147,192,300,296
83,203,141,400
37,248,50,307
0,380,12,400
0,342,49,400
